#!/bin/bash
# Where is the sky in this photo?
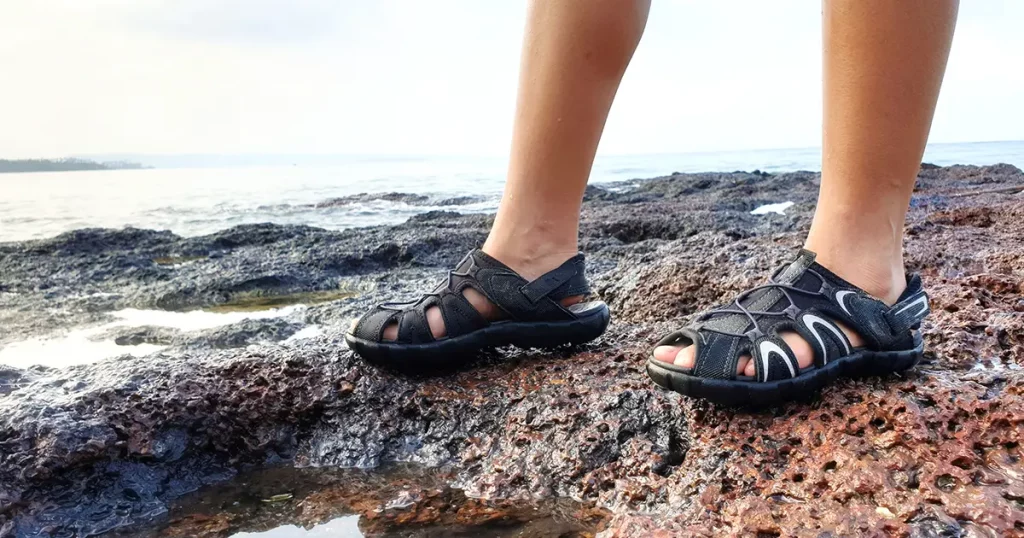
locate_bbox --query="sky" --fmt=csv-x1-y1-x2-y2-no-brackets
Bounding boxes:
1,1,1022,159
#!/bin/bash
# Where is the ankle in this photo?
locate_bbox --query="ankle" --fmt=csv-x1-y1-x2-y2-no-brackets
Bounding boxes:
805,205,912,304
481,237,578,282
805,243,907,305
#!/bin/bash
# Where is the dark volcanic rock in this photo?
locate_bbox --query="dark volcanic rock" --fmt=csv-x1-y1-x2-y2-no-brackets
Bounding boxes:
1,165,1024,536
0,366,54,397
314,192,430,207
96,318,306,349
311,192,487,208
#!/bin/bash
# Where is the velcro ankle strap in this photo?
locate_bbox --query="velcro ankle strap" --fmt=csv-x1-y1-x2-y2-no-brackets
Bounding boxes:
520,255,587,304
885,291,930,334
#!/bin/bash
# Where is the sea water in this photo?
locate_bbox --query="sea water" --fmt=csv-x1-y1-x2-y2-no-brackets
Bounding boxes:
1,141,1021,243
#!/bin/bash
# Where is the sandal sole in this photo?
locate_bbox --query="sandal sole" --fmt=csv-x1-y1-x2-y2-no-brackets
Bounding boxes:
645,342,924,407
346,303,611,372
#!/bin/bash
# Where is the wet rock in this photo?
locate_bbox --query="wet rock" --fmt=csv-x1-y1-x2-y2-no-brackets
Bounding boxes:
312,192,487,208
0,365,54,397
434,195,487,206
315,192,431,207
96,318,307,350
186,318,306,349
1,165,1024,536
104,326,182,346
927,206,996,228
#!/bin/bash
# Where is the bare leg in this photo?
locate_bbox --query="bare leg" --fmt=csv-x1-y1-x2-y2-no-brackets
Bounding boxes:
483,0,650,275
807,0,959,303
382,0,650,340
656,0,959,374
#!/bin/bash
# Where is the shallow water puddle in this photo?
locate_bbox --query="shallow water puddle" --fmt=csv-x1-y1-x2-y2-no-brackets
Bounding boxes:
205,289,358,313
0,323,166,370
118,466,607,538
153,255,207,266
0,307,302,370
117,306,304,330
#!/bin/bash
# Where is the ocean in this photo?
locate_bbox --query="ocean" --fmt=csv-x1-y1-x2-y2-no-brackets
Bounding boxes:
1,141,1022,243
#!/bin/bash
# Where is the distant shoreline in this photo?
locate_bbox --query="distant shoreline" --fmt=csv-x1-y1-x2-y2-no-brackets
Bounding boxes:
0,158,148,174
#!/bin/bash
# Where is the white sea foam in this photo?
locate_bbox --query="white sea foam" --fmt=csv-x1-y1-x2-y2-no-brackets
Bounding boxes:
751,201,795,215
229,516,361,538
284,325,322,343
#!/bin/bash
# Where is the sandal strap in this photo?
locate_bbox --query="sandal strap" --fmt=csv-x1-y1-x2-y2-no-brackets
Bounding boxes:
692,330,745,380
885,274,930,335
520,255,590,303
437,290,488,337
354,249,590,343
463,250,588,321
356,307,403,342
753,336,799,382
397,306,433,343
794,311,852,367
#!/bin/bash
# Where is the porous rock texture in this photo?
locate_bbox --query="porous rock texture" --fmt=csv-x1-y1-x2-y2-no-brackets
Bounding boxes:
1,164,1022,537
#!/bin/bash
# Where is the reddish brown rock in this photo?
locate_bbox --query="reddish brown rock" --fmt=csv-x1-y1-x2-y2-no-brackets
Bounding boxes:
1,164,1023,537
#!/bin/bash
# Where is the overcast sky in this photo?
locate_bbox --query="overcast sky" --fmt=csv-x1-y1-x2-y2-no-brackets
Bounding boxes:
1,1,1021,159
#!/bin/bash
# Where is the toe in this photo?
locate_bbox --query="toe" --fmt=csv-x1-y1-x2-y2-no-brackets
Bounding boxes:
674,346,695,368
425,306,446,340
653,345,683,364
654,344,750,375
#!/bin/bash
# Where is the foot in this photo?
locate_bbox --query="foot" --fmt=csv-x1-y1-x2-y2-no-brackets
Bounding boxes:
653,319,865,376
652,252,905,376
349,248,584,340
347,248,610,369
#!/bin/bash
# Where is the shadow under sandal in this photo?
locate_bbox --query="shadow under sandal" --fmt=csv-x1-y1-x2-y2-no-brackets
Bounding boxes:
346,249,610,371
647,250,931,407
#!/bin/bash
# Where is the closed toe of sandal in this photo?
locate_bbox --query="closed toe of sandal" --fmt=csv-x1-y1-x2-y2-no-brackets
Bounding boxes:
346,249,610,372
647,249,930,407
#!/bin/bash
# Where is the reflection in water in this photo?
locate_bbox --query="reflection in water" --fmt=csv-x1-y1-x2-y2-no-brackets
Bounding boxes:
204,289,358,313
231,516,362,538
0,306,302,369
131,465,608,538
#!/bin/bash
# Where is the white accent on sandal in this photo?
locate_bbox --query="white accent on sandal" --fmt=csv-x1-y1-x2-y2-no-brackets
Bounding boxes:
835,290,856,316
894,294,929,318
759,340,794,382
803,313,851,364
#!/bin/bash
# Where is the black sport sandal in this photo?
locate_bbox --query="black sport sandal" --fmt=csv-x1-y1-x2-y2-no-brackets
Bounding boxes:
346,249,610,371
647,250,930,406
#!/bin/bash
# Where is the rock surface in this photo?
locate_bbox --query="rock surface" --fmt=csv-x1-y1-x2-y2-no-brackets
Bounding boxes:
1,164,1023,537
112,465,609,537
